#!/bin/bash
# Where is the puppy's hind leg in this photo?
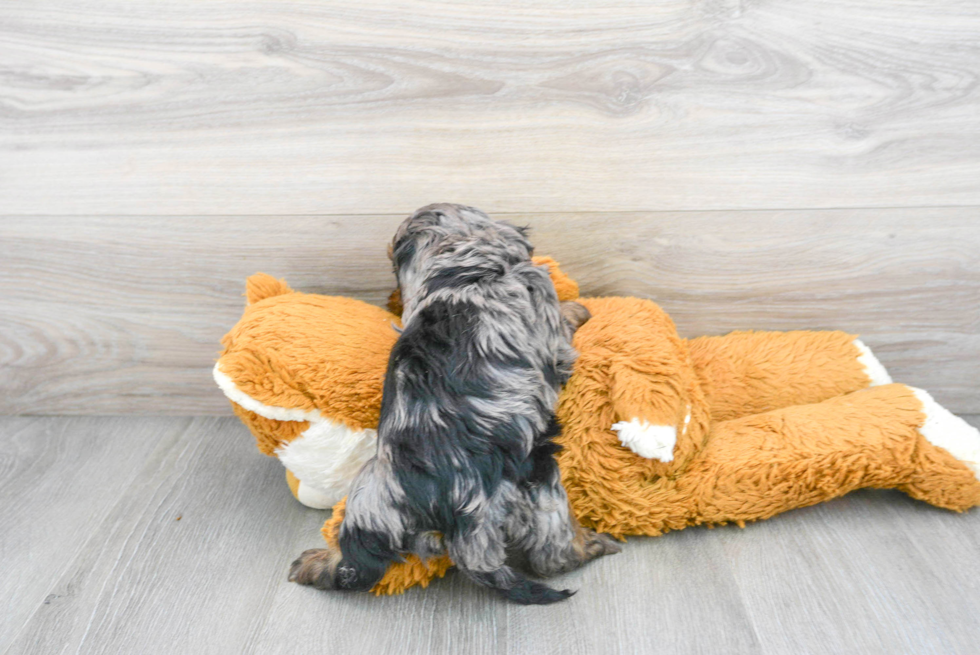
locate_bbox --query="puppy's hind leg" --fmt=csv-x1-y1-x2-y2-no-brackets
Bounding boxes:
512,444,621,578
289,545,342,590
289,458,403,592
289,523,399,592
448,512,574,605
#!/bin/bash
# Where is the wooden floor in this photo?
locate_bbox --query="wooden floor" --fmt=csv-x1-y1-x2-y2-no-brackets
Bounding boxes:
3,414,980,655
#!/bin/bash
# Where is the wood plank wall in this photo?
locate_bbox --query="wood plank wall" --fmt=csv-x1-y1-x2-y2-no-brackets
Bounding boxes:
2,211,977,415
0,1,977,415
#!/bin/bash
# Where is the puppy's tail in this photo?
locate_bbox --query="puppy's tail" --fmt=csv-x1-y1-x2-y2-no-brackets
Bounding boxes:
464,566,575,605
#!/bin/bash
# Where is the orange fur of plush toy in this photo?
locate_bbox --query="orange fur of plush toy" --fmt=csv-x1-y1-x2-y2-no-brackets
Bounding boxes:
218,258,980,596
220,274,397,453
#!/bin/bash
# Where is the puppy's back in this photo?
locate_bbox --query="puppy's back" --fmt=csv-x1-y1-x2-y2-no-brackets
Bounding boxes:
378,258,571,509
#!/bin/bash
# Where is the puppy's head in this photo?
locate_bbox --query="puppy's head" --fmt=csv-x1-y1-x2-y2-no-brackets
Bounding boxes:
389,204,533,317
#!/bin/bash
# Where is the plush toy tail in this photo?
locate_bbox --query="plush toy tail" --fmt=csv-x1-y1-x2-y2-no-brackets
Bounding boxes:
245,272,293,304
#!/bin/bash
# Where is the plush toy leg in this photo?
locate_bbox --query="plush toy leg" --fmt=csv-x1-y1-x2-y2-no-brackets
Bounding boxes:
284,469,334,509
286,469,301,500
689,384,980,527
898,388,980,510
686,330,892,423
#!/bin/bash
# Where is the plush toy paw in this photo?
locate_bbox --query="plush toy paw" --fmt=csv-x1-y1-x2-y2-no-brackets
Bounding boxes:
854,339,893,386
285,470,335,509
611,419,678,461
912,387,980,478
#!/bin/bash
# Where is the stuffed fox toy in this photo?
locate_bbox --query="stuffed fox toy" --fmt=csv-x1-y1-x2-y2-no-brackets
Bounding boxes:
215,257,980,595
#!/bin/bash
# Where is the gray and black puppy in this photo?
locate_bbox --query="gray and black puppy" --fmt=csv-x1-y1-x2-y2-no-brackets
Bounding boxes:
289,204,619,604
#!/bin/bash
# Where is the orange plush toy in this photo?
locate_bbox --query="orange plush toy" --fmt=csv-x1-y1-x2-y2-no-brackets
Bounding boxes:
215,258,980,595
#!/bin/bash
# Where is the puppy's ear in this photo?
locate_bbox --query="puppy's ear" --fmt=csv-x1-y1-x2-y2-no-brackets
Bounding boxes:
433,234,465,256
560,301,591,337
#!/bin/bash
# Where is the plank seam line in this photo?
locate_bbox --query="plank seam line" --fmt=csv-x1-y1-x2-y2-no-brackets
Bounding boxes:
2,203,980,219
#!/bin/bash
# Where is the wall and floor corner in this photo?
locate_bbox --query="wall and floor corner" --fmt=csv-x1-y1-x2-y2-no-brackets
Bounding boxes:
2,1,980,653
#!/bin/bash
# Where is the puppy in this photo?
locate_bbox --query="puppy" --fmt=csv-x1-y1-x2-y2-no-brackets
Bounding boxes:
290,204,619,604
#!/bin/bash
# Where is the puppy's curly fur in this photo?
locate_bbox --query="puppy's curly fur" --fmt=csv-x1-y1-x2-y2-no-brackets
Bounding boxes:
290,204,619,604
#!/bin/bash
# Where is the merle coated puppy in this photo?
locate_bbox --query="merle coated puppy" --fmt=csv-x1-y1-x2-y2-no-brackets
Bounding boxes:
289,204,619,604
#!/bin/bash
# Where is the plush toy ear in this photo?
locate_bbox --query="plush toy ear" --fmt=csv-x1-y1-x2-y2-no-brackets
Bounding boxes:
532,256,580,301
245,272,293,305
387,287,403,317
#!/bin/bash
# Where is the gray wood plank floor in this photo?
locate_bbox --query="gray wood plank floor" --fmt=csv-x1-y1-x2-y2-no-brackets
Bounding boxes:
4,415,980,655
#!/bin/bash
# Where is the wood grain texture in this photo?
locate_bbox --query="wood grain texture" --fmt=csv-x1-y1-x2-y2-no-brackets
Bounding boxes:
718,492,980,654
250,525,762,655
499,529,762,655
5,417,316,655
1,1,979,215
0,416,178,654
2,210,978,415
5,416,980,654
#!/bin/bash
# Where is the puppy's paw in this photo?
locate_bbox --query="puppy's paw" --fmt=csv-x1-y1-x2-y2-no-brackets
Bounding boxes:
288,547,341,589
582,530,622,560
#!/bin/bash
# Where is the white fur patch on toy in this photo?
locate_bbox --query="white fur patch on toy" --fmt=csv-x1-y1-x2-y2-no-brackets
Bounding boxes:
853,339,893,387
213,362,377,507
612,419,677,461
213,363,323,423
296,480,335,510
912,387,980,478
276,420,377,507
